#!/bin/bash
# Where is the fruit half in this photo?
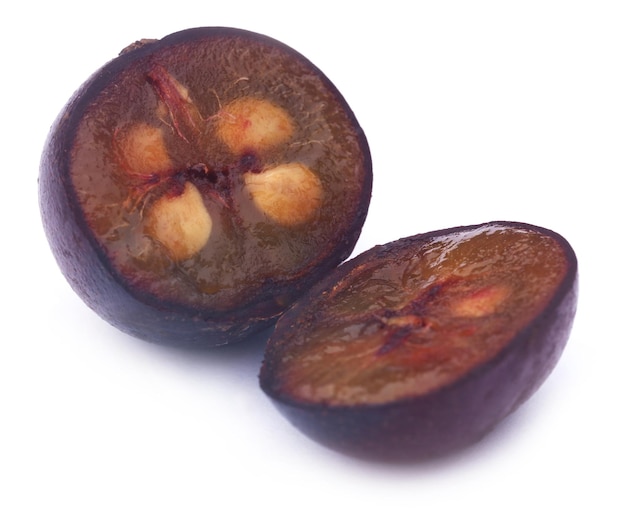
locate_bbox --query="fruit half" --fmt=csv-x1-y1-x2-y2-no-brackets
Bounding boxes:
39,27,372,346
260,221,578,460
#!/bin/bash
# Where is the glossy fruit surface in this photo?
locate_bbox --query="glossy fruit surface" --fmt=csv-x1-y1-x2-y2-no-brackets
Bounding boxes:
39,27,372,346
260,221,578,460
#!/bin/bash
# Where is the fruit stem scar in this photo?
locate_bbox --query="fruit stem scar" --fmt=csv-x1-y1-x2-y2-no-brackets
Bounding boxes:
146,64,201,143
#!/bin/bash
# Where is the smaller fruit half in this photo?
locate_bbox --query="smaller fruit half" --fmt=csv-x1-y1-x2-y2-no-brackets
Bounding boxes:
260,221,578,460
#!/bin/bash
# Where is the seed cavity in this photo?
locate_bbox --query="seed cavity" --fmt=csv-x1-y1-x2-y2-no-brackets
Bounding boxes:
216,97,295,154
144,181,212,261
451,284,511,317
117,123,172,175
243,162,322,226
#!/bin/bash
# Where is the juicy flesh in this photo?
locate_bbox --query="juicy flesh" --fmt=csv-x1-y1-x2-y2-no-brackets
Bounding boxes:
69,37,366,312
271,225,569,406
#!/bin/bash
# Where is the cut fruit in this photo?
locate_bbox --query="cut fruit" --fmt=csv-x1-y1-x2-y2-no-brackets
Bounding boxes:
39,27,371,346
260,221,578,460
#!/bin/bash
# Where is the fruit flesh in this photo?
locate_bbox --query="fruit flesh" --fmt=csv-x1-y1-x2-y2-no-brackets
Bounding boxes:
263,224,570,406
66,31,370,318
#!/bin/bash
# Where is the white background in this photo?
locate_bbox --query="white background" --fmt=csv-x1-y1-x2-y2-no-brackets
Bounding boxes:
2,1,624,508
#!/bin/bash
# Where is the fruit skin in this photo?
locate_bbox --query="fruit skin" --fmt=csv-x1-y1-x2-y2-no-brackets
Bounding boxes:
39,27,372,347
259,221,578,460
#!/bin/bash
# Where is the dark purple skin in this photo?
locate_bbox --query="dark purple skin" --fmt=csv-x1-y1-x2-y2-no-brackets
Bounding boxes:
259,221,578,460
39,27,372,347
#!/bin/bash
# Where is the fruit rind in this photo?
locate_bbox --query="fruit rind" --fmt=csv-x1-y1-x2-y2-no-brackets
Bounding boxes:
259,221,578,459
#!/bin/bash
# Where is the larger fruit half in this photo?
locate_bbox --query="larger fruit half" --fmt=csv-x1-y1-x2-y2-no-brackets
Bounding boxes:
39,27,372,346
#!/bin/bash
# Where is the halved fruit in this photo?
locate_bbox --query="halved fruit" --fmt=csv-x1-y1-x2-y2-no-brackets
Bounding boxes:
260,221,578,460
39,27,372,346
